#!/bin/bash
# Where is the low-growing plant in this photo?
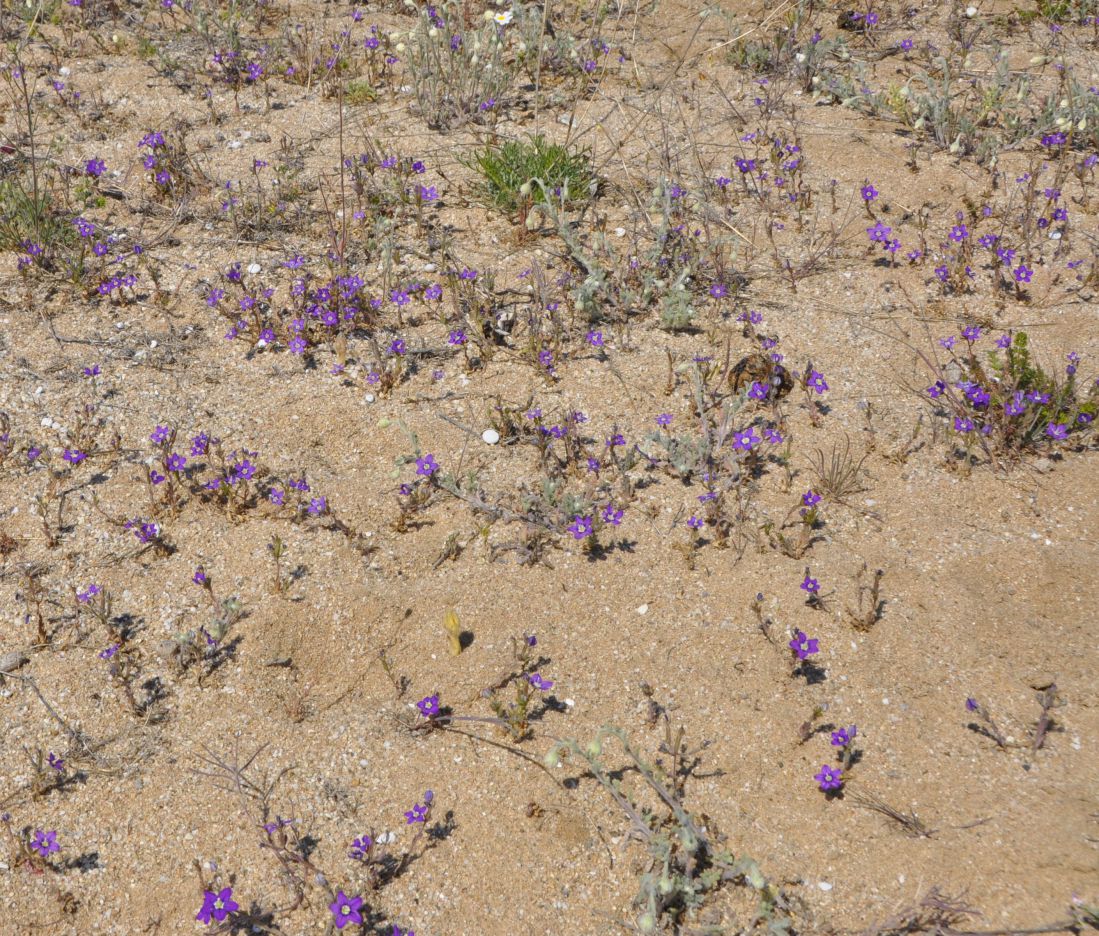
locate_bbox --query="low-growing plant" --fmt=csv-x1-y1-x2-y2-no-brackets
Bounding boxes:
544,725,798,932
467,134,598,218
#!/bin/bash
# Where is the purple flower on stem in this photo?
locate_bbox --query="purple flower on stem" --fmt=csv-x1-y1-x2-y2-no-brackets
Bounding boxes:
927,380,945,398
748,381,768,401
687,515,704,530
528,673,554,691
330,892,364,930
1046,422,1068,441
789,629,819,659
196,887,238,925
77,583,101,603
150,425,171,445
48,752,64,772
867,221,891,243
961,325,981,342
861,183,878,202
732,428,760,452
416,694,439,718
709,282,728,298
349,835,373,860
1014,263,1033,283
63,449,86,465
802,490,821,508
806,370,829,394
416,454,438,477
965,697,979,712
587,329,604,347
655,413,673,427
568,515,593,540
405,791,434,824
800,574,820,595
166,453,187,472
308,496,328,516
830,726,857,747
31,829,60,858
99,643,120,660
954,417,974,434
1004,392,1027,417
601,504,623,526
447,328,467,345
949,224,969,242
814,765,843,792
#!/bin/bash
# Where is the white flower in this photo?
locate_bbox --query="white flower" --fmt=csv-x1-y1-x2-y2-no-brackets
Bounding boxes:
493,9,513,25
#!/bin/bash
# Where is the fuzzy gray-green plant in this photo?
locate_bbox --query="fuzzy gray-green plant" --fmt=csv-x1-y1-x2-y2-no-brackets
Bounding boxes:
545,726,796,933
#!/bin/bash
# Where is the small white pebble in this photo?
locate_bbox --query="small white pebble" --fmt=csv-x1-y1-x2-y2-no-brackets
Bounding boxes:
364,394,376,404
564,698,575,708
637,604,648,615
818,881,833,891
247,262,261,274
482,428,500,445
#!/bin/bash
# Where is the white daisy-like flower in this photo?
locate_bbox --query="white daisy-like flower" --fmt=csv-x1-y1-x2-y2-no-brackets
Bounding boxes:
493,9,513,25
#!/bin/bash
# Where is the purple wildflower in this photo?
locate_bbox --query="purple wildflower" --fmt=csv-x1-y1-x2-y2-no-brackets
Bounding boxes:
814,765,843,792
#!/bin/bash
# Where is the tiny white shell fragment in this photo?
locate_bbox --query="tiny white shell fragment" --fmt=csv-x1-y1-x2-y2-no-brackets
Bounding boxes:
482,429,500,445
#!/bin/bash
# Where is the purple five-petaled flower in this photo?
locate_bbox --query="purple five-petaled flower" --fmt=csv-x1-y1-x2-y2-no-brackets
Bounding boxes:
789,630,819,660
814,764,843,792
196,887,238,925
830,726,857,747
330,891,364,930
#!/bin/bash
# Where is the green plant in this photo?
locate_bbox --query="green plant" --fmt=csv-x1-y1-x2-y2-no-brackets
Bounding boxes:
0,177,81,267
468,135,597,215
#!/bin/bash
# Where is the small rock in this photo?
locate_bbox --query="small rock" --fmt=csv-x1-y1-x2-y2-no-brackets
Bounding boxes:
482,428,500,445
0,650,29,674
1028,675,1057,691
1033,458,1053,473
